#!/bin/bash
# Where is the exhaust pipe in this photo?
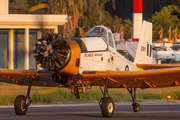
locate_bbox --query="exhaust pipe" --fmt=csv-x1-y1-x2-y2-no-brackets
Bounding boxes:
52,73,68,84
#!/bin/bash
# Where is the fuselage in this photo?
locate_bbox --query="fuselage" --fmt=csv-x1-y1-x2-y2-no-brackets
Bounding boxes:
69,25,138,74
34,26,138,82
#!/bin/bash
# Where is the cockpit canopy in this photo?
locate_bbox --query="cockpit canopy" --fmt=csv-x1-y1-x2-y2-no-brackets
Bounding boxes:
86,27,107,38
85,26,108,43
84,25,115,53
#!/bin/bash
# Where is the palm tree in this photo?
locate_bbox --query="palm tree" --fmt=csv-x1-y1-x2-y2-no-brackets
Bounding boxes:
59,0,86,37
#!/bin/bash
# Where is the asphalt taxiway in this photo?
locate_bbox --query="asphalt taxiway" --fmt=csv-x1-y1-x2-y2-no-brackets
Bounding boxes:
0,102,180,120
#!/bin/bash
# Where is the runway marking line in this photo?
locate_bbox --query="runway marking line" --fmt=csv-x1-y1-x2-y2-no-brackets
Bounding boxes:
0,111,180,117
1,102,180,108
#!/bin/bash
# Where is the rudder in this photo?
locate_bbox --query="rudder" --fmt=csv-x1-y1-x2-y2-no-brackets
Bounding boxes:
134,20,153,64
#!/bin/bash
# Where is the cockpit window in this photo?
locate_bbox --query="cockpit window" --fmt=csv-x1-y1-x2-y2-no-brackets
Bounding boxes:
86,27,101,37
86,27,108,43
100,28,107,43
108,32,114,48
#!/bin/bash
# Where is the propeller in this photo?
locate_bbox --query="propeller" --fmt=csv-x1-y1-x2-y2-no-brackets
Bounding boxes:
39,86,59,94
28,3,71,71
28,3,72,94
33,34,71,94
33,33,71,71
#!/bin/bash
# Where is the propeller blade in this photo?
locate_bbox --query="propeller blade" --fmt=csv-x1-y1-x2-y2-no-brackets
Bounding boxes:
39,87,59,95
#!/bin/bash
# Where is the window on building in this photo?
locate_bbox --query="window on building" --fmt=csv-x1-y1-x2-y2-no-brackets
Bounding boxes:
14,30,25,69
0,30,8,68
14,29,37,69
29,30,37,69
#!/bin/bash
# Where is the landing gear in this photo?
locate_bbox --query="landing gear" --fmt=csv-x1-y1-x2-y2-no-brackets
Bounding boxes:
101,97,115,117
74,87,80,99
14,95,28,115
99,78,115,117
14,77,32,115
127,88,140,112
133,103,140,112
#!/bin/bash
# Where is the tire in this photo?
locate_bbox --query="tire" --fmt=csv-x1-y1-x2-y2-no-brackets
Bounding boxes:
133,103,140,112
14,95,28,115
101,97,115,117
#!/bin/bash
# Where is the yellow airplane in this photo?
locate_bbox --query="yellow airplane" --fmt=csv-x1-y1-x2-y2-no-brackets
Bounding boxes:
1,21,180,117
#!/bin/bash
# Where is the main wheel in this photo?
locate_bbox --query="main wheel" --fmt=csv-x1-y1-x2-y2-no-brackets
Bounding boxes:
14,95,28,115
133,103,140,112
101,97,115,117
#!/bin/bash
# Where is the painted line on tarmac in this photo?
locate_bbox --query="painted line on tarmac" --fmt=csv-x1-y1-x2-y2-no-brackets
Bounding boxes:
115,111,180,114
0,102,180,108
0,103,98,108
30,103,99,108
115,102,180,106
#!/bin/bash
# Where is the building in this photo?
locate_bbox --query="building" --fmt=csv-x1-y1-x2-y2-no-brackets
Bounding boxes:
0,0,67,70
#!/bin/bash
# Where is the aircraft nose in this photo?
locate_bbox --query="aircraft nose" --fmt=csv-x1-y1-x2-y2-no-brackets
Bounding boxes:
39,45,47,52
34,33,71,71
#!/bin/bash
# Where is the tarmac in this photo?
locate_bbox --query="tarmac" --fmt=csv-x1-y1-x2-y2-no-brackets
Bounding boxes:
0,102,180,120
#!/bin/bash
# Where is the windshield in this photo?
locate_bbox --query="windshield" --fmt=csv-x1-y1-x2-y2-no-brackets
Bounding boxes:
86,27,101,37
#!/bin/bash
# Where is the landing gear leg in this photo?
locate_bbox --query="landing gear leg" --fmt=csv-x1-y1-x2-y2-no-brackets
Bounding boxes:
127,88,140,112
99,78,115,117
14,77,33,115
74,87,80,99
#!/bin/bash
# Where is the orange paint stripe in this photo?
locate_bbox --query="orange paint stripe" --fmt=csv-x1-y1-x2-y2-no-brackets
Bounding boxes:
108,77,119,83
0,71,42,77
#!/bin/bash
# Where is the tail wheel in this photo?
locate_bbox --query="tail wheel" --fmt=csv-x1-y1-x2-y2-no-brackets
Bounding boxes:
14,95,28,115
133,103,140,112
101,97,115,117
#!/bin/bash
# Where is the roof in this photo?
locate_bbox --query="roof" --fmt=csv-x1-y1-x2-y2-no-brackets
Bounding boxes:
0,14,67,26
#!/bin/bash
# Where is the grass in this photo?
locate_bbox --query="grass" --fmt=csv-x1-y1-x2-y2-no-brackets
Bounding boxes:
0,84,180,105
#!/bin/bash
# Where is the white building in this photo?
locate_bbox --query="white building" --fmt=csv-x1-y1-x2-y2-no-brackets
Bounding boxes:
0,0,67,70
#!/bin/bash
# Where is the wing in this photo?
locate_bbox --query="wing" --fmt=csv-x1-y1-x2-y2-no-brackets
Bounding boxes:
82,67,180,88
137,64,180,70
0,69,56,87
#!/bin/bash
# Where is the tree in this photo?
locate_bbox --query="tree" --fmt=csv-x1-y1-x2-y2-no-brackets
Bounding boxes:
10,0,29,14
151,5,180,41
10,0,56,14
112,16,123,33
79,0,109,32
124,19,132,40
58,0,86,37
172,0,180,7
112,16,123,26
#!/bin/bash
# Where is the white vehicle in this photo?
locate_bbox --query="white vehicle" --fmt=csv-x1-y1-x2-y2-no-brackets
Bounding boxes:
154,47,180,63
154,47,175,63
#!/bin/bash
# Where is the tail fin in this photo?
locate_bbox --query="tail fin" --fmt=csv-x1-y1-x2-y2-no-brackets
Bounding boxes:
134,20,153,64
